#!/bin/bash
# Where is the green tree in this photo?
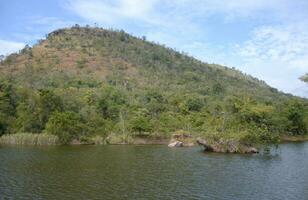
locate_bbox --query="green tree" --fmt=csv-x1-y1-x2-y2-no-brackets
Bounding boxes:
14,102,41,133
212,82,225,95
143,90,166,117
186,97,205,112
14,89,63,133
129,115,153,134
45,111,83,144
0,81,16,135
97,86,126,120
285,101,307,135
37,89,63,126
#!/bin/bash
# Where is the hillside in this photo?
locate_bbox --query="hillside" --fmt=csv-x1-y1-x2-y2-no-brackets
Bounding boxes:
0,26,307,147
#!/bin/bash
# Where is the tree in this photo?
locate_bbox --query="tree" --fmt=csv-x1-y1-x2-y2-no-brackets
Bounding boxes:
0,114,9,136
186,97,205,112
45,111,83,144
144,90,166,117
0,80,16,115
0,80,16,135
285,101,307,135
212,82,225,95
14,102,41,133
37,89,63,126
129,115,153,134
97,86,126,120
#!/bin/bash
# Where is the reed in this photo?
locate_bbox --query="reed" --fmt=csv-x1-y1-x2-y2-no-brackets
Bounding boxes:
0,133,59,145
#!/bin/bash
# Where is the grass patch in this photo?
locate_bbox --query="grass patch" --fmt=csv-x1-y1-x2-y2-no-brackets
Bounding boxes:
0,133,59,145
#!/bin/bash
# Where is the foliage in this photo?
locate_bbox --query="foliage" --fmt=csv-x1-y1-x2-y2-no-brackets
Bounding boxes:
0,26,307,145
284,101,307,135
0,80,16,135
129,115,153,134
45,111,84,144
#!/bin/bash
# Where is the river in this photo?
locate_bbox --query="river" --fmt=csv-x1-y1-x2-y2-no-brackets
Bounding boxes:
0,142,307,200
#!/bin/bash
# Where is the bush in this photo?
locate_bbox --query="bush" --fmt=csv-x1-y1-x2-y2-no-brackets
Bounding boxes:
129,115,153,134
285,101,307,135
186,97,205,112
45,111,84,144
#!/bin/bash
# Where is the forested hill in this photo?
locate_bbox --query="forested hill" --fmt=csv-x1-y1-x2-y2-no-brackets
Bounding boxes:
0,26,287,99
0,26,307,145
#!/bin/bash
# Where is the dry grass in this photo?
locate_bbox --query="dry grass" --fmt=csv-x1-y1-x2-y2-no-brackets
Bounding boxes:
0,133,59,145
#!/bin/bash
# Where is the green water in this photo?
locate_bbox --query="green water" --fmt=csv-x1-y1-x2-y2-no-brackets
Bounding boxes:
0,143,308,200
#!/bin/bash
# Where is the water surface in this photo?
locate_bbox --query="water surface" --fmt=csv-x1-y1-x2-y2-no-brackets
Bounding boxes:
0,143,307,200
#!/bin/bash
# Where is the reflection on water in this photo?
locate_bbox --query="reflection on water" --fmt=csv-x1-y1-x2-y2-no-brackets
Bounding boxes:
0,143,308,200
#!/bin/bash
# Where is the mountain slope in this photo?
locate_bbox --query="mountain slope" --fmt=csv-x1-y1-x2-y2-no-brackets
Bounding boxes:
0,26,307,145
0,27,282,98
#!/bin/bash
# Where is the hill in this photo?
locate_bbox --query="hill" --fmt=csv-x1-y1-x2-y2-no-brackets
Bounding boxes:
0,26,307,147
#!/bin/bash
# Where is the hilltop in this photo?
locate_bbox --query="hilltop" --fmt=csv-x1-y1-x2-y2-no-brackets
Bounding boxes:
0,26,307,150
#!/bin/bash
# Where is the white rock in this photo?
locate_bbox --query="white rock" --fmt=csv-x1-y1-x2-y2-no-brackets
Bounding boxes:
168,141,183,147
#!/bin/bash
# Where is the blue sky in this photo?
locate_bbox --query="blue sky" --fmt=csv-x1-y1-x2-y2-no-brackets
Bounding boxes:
1,0,308,97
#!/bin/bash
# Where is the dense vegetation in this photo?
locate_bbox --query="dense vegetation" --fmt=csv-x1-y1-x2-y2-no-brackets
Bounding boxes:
0,25,307,145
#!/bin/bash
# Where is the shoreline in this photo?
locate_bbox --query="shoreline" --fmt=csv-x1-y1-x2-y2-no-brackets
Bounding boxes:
1,133,307,153
0,133,171,146
280,135,308,143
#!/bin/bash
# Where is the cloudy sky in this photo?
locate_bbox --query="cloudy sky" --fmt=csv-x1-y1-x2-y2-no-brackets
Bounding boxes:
1,0,307,97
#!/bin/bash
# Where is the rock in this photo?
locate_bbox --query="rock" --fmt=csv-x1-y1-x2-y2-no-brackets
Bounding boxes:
170,131,195,147
242,147,259,154
183,142,195,147
196,137,258,154
168,141,183,147
196,138,214,151
249,148,259,153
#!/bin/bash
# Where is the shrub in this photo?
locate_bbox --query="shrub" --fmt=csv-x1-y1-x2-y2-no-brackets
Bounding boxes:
129,115,153,134
186,97,205,112
45,111,83,144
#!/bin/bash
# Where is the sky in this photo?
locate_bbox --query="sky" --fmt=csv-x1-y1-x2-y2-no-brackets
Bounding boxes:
0,0,307,97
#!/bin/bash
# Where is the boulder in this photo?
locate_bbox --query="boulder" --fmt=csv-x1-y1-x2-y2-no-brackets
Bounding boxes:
196,137,259,154
169,130,195,147
168,141,183,147
196,138,214,151
183,142,195,147
241,147,259,154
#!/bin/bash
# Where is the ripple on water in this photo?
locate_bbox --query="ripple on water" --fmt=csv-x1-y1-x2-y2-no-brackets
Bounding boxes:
0,143,308,200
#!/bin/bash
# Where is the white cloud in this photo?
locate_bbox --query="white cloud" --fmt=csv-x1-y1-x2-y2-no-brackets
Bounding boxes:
30,16,77,34
183,0,278,20
118,0,157,18
7,16,79,47
237,24,308,72
177,0,308,22
65,0,160,25
234,24,308,97
0,40,25,56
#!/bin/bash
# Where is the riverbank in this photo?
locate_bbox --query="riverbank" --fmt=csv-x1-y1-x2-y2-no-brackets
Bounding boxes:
280,135,308,142
0,133,259,154
0,133,170,146
1,133,307,154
